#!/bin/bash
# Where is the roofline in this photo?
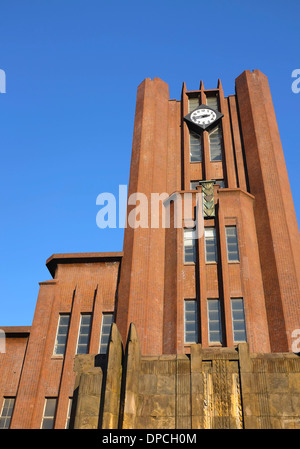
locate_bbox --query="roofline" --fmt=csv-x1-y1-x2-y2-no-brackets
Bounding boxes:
46,251,123,278
0,326,31,336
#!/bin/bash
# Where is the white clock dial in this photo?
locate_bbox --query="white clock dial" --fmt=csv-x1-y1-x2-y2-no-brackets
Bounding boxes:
190,108,217,126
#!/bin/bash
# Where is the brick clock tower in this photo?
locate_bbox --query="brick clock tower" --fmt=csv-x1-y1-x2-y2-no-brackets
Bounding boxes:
0,70,299,430
116,69,300,356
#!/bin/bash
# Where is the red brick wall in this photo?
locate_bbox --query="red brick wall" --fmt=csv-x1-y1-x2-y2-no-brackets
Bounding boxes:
116,78,175,355
0,330,29,416
10,256,121,429
236,70,300,352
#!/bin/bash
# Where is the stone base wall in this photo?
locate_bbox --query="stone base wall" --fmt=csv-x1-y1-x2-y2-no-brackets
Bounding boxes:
72,323,300,429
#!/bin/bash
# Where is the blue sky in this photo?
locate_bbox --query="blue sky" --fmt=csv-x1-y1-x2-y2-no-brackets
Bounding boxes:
0,0,299,326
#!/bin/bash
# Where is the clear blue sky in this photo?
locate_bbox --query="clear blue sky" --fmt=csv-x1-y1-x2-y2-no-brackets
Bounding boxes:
0,0,299,326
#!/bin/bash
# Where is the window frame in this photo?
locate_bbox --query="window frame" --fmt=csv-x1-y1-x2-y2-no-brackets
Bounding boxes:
41,397,57,429
225,226,240,263
184,299,198,344
65,398,73,429
183,228,196,264
209,124,223,162
207,299,222,345
53,313,70,356
99,312,114,354
0,397,15,429
204,227,218,263
231,298,247,343
189,130,202,163
76,313,92,355
188,96,199,113
206,94,219,111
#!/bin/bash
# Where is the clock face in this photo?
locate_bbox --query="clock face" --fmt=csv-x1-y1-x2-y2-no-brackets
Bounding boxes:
190,108,217,126
184,104,223,131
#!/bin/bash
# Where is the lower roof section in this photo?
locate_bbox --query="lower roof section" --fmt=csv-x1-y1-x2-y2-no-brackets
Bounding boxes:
0,326,31,336
46,251,123,278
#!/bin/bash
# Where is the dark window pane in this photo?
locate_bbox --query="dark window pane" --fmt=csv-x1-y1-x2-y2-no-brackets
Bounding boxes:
206,95,219,111
231,298,247,342
185,301,197,312
76,315,92,355
0,398,15,429
54,315,70,355
100,313,114,354
226,227,239,262
44,398,56,417
190,131,202,162
184,300,198,344
208,300,222,344
103,314,114,325
42,418,54,429
60,316,70,326
81,315,92,325
209,126,222,161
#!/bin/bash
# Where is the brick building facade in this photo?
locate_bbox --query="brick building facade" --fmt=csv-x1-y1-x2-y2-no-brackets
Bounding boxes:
0,70,299,429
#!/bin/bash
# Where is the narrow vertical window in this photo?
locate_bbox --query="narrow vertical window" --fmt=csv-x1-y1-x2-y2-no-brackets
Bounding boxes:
206,94,219,111
41,398,57,429
189,130,202,162
65,398,72,429
209,125,222,161
231,298,247,343
183,228,196,264
205,228,217,263
76,314,92,354
188,97,199,113
99,313,114,354
207,299,222,344
0,398,15,429
225,226,240,262
53,314,70,356
184,300,198,343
